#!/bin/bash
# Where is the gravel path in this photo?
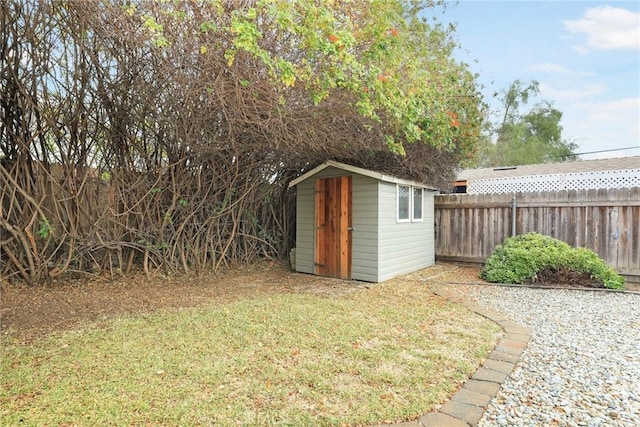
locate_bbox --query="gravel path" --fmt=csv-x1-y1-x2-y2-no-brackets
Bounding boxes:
444,285,640,427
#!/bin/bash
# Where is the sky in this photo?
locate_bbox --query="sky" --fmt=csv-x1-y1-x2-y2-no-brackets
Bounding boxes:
438,0,640,160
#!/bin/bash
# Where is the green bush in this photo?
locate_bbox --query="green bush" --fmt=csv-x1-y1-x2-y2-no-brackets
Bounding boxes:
480,232,625,289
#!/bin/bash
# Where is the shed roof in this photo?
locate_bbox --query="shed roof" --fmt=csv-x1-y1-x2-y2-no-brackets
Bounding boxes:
457,155,640,181
289,160,436,190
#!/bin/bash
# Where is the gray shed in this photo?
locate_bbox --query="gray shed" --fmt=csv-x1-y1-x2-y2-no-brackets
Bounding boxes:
288,161,436,282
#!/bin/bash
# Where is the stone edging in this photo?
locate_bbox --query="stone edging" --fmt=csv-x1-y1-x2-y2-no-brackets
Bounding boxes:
422,286,530,426
373,285,531,427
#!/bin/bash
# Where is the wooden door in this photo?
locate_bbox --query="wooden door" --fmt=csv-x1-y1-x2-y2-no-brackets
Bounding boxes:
315,176,352,279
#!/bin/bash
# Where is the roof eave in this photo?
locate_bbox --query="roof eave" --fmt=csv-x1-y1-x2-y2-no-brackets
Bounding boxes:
288,160,436,190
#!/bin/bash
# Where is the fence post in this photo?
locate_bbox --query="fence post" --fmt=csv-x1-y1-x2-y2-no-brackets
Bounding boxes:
511,195,517,237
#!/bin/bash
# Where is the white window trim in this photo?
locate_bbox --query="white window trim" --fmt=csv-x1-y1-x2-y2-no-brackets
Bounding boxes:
397,184,424,223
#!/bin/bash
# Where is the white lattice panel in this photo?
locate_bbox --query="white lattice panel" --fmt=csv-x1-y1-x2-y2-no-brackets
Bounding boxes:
467,169,640,194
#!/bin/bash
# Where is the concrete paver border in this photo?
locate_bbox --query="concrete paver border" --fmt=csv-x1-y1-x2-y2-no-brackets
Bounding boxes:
419,286,530,426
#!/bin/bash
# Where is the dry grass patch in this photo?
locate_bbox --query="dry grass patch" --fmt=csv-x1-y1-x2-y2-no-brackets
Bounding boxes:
1,273,501,426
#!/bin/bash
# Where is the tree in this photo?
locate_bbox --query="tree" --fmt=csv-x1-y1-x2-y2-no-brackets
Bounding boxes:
475,80,577,167
1,0,483,283
125,0,484,169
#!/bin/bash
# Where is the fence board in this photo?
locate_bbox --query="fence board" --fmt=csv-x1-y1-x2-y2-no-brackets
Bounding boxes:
435,187,640,283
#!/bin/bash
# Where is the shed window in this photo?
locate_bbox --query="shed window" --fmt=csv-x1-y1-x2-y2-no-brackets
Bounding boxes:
413,187,423,221
397,185,424,222
397,185,410,222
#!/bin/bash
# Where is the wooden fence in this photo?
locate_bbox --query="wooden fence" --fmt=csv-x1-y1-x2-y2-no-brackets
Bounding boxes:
434,187,640,282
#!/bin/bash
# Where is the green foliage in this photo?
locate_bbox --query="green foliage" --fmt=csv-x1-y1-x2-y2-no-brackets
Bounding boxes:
566,247,625,290
141,14,169,47
473,80,577,167
131,0,483,159
37,217,54,239
481,233,625,289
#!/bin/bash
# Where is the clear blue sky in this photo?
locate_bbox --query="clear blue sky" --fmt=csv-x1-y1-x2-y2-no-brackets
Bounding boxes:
437,0,640,160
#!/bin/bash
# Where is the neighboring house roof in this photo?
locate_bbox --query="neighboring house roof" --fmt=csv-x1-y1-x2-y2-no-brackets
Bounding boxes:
289,160,437,190
458,156,640,180
456,156,640,194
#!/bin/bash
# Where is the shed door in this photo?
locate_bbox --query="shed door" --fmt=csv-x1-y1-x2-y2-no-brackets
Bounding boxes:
315,176,352,279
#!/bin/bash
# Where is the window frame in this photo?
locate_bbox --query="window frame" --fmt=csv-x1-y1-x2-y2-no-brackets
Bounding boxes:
396,184,425,223
412,187,424,222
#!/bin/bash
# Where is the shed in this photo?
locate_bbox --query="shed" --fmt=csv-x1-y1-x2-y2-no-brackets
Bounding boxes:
454,156,640,194
288,161,436,282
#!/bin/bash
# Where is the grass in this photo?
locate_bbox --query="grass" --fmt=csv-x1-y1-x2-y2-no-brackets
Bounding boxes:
1,276,501,426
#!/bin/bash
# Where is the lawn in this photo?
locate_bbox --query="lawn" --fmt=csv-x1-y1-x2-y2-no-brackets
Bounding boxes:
1,268,501,426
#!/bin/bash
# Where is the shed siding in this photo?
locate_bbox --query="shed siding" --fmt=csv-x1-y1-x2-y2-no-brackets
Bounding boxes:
350,174,379,282
294,178,315,274
377,182,434,282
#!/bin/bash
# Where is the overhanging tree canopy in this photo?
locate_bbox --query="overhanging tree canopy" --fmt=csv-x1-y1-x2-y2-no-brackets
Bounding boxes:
124,0,483,179
1,0,483,283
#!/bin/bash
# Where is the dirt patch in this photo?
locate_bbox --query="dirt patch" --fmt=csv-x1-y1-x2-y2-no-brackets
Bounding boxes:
434,264,640,292
524,267,602,288
0,261,370,343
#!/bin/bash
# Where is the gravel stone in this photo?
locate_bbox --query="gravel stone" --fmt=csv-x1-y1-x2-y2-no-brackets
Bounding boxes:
442,285,640,427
